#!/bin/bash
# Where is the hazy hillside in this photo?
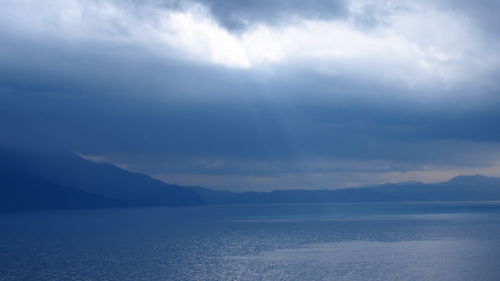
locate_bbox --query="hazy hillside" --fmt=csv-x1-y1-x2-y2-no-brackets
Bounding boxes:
0,148,205,210
191,175,500,205
372,175,500,201
0,166,134,211
3,148,500,211
190,186,392,204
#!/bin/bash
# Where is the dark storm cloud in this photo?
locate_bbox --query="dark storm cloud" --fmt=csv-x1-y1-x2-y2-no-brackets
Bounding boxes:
1,32,499,169
138,0,500,34
131,0,348,30
435,0,500,37
192,0,348,30
1,0,500,189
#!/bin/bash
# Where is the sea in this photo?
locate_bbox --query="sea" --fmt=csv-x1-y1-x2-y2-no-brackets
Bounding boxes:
1,201,500,281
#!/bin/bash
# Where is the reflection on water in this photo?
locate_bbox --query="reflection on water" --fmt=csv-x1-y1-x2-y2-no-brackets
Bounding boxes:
225,239,500,281
1,202,500,280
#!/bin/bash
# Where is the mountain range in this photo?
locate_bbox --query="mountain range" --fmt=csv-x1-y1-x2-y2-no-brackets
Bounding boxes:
191,174,500,205
0,148,205,211
1,148,500,211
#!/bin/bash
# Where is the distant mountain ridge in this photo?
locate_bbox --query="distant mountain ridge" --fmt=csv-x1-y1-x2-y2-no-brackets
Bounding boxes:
0,148,205,211
2,148,500,211
189,175,500,205
0,168,133,211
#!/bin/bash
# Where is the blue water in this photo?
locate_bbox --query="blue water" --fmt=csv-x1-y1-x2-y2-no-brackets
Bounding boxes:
1,202,500,280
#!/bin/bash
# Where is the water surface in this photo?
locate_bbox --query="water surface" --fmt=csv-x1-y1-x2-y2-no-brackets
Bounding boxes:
1,202,500,280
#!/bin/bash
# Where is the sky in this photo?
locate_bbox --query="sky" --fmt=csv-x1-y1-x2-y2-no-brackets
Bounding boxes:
1,0,500,191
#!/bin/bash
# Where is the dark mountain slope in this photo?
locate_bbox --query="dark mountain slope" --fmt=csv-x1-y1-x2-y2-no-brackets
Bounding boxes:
0,148,205,209
0,169,132,211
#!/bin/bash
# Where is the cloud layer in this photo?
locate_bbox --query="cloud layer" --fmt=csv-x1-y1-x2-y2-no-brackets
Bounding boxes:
1,0,500,190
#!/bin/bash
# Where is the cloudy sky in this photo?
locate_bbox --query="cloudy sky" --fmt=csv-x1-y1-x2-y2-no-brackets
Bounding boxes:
1,0,500,191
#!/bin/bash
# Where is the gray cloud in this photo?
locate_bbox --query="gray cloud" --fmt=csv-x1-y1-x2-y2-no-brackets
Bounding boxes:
435,0,500,37
1,0,500,190
126,0,348,30
150,0,500,36
194,0,347,30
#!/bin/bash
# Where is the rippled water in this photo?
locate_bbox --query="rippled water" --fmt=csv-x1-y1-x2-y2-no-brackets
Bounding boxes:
1,202,500,280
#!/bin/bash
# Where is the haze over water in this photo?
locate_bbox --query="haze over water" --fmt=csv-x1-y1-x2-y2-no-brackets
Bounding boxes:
2,202,500,281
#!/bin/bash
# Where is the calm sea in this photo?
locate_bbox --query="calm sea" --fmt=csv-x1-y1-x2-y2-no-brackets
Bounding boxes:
1,202,500,281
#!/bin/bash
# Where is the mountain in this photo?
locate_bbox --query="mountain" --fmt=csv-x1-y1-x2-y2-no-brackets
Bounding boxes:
0,148,205,211
3,146,499,211
190,186,392,205
373,175,500,201
190,175,500,205
0,169,133,211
